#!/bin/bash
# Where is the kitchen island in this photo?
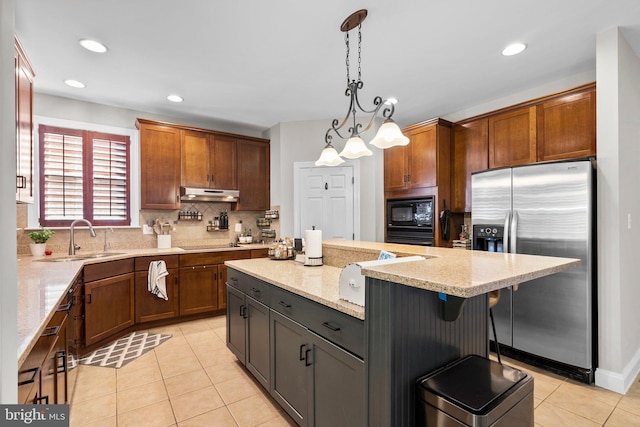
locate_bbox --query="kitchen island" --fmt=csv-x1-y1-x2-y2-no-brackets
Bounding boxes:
224,239,579,427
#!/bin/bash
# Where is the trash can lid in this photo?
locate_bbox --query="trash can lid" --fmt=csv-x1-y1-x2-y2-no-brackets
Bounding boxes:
417,355,528,413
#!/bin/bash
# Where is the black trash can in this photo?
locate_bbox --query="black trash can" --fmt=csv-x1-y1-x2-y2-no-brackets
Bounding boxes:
416,355,534,427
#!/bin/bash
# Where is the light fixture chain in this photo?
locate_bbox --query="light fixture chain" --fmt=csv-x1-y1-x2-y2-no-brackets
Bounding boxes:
345,32,350,84
357,25,362,81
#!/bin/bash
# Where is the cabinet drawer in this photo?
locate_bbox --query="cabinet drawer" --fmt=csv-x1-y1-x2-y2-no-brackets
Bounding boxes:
227,269,271,306
84,258,134,282
134,255,179,271
180,250,250,267
251,248,269,258
271,287,364,359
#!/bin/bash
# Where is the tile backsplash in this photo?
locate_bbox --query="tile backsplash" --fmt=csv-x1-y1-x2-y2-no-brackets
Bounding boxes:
17,203,280,256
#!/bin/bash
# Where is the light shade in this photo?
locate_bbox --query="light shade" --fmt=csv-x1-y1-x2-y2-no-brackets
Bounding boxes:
315,146,345,166
339,136,373,159
370,119,409,148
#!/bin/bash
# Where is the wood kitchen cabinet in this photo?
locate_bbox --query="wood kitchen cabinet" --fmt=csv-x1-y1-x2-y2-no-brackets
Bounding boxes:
488,106,537,168
384,118,452,193
181,131,238,189
18,306,68,404
451,119,488,213
536,86,596,161
15,37,35,204
178,264,220,315
450,83,596,212
179,250,251,315
83,259,135,347
138,118,269,209
137,119,182,209
134,255,180,323
236,139,270,211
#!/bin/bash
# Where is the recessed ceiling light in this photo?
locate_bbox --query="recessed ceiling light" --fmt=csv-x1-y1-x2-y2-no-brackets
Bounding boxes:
64,79,85,88
167,94,184,103
79,39,108,53
385,97,398,105
502,43,527,56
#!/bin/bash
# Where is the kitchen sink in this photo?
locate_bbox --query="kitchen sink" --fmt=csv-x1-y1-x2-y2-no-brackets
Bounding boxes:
34,252,126,262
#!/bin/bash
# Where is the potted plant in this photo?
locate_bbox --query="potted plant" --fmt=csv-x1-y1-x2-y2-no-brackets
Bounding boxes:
27,228,55,256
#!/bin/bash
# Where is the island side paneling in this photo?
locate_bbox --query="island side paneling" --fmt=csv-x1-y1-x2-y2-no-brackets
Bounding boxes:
365,277,489,427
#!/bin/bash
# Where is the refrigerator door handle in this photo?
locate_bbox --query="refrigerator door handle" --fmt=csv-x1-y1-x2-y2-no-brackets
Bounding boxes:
503,212,511,253
510,210,519,253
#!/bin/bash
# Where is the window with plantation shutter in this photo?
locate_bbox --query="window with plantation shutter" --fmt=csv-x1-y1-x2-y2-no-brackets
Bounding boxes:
39,125,131,227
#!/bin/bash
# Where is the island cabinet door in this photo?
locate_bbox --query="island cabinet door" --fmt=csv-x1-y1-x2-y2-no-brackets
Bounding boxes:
309,332,365,427
270,310,311,427
226,285,246,363
246,296,270,389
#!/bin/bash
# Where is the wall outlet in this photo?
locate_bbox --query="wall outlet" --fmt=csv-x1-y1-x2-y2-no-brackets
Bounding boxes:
142,224,154,235
628,213,632,230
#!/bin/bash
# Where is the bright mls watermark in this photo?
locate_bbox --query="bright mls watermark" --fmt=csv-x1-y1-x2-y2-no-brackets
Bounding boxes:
1,405,68,426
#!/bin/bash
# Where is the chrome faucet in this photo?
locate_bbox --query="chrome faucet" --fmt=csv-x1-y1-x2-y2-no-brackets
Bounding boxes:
69,219,97,255
104,227,114,252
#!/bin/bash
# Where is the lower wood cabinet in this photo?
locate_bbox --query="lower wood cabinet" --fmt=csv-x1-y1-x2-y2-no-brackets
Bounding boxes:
134,255,180,323
178,264,221,315
227,268,365,427
83,259,135,347
18,307,68,404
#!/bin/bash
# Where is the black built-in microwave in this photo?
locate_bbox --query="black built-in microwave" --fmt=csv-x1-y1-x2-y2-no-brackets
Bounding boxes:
386,196,435,246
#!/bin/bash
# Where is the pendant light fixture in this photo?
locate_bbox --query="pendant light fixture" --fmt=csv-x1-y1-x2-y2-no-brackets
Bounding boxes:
315,9,409,167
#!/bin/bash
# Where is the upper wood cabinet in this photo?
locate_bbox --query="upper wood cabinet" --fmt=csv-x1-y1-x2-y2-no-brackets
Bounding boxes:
138,118,269,210
236,139,270,211
488,106,537,168
384,119,452,193
452,119,488,213
15,37,35,204
181,131,238,189
536,88,596,161
137,120,181,209
450,83,596,212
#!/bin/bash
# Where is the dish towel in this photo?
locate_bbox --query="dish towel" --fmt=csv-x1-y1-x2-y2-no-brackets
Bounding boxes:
148,260,169,300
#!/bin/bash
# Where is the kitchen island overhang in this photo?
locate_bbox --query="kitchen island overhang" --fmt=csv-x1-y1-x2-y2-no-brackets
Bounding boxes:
224,240,579,427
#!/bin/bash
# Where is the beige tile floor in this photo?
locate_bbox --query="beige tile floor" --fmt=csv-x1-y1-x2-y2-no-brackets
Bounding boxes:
69,316,640,427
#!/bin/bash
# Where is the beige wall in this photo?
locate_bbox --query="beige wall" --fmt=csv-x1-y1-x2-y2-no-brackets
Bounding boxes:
18,203,280,256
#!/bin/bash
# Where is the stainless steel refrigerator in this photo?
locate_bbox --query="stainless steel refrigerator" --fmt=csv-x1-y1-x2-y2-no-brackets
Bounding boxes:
471,159,596,382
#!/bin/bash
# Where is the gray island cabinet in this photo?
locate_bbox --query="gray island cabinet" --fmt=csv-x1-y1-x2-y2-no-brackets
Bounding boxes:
226,268,365,426
225,239,580,427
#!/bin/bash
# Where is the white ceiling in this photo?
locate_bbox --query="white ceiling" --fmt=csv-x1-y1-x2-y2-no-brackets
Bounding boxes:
15,0,640,132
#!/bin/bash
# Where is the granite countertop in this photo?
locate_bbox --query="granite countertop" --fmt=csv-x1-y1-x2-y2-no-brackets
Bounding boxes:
225,258,364,319
225,239,580,322
322,240,580,298
17,244,267,367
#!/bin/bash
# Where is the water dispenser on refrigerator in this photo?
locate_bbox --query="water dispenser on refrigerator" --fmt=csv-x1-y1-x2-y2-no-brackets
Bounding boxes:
472,225,504,252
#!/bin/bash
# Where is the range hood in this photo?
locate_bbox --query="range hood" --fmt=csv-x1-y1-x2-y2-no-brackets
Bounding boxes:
180,187,239,202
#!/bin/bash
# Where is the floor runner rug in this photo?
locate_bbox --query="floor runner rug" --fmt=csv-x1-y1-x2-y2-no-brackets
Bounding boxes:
79,332,171,369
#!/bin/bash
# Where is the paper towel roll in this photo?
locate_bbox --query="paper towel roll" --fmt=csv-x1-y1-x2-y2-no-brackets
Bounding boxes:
304,229,322,258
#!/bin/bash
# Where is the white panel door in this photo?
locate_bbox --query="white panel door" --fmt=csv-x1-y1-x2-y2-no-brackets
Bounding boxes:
298,166,354,240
